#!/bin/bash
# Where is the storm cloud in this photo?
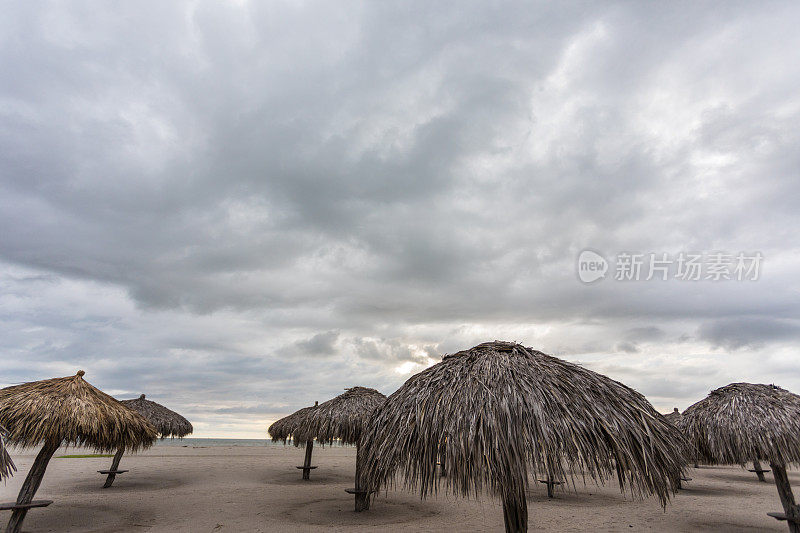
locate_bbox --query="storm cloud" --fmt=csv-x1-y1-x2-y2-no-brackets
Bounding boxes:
2,1,799,436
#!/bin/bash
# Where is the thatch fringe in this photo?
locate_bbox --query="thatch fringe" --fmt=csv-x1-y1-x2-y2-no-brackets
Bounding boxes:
359,341,686,511
294,387,386,446
268,405,317,445
121,395,193,439
681,382,800,466
0,371,158,452
0,424,15,480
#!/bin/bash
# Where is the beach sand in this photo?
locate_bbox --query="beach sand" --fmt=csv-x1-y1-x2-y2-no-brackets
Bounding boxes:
0,444,793,532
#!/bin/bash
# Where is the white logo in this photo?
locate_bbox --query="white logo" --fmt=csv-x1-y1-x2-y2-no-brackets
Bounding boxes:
577,250,608,283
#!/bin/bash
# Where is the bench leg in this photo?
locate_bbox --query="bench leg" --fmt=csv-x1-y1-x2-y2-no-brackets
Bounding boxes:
103,449,125,488
7,439,59,533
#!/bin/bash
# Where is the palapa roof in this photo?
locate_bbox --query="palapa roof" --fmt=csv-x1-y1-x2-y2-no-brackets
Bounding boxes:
0,371,158,452
268,404,317,444
294,387,386,445
359,341,686,508
0,424,15,481
681,382,800,466
663,408,683,426
121,394,193,439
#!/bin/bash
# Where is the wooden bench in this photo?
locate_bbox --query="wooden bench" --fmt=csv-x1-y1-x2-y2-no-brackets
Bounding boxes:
749,468,770,473
344,488,375,495
768,512,800,523
0,500,53,511
97,470,128,475
680,477,692,481
295,466,318,470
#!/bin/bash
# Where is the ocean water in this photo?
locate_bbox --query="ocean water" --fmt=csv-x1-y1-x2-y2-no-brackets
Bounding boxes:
155,438,281,447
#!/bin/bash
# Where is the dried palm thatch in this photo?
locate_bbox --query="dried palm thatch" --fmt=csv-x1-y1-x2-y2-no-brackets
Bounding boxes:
294,387,386,446
662,408,699,469
101,394,192,488
268,405,317,445
0,371,157,452
682,383,800,530
121,395,192,439
359,341,686,533
663,408,683,426
682,383,800,466
0,425,15,481
0,371,157,533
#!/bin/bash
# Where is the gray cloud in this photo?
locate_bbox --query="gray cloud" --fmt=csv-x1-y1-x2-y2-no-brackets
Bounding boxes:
698,317,800,350
1,1,800,435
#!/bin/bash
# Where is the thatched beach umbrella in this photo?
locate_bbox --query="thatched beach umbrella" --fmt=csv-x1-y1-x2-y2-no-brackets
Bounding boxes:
100,394,193,488
682,383,800,530
294,387,387,511
358,341,686,533
0,425,15,481
0,371,157,533
268,401,318,480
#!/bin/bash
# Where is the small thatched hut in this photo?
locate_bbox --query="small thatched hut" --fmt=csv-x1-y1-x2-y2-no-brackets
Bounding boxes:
268,401,318,480
100,394,193,488
682,382,800,530
0,371,157,533
358,341,686,533
294,387,387,511
0,425,15,481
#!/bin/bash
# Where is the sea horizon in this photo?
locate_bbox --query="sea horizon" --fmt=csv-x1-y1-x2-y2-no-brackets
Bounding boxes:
154,437,277,447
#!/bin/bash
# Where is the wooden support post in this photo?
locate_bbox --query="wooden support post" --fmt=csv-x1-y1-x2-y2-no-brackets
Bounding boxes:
353,446,370,512
6,439,60,533
302,440,314,480
103,448,125,488
546,475,554,498
753,459,767,482
501,492,527,533
770,463,800,533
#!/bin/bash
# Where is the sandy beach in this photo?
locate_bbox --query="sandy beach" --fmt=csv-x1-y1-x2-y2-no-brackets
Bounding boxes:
0,444,793,532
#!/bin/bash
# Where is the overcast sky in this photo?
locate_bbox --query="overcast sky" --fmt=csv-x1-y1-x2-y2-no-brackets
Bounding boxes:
2,1,799,438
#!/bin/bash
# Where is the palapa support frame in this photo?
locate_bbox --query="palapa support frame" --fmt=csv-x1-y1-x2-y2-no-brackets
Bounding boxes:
100,448,128,488
501,490,527,533
296,439,317,480
348,446,371,512
749,459,770,482
537,475,564,498
768,463,800,533
3,439,60,533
